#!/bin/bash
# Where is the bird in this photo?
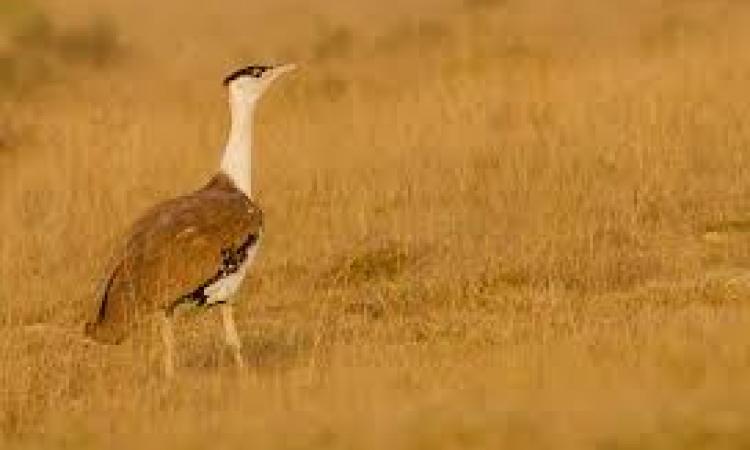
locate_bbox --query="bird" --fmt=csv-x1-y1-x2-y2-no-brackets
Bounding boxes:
84,63,297,377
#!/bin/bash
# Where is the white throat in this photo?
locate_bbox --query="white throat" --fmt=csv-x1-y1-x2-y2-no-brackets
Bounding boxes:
220,93,257,197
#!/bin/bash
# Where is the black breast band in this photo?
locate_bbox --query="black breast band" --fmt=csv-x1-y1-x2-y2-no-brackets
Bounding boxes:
166,233,259,315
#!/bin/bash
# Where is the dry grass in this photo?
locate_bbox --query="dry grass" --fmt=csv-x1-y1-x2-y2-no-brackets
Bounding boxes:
3,0,750,448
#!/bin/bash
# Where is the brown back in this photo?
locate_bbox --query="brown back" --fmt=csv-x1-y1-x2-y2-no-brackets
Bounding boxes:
86,173,262,343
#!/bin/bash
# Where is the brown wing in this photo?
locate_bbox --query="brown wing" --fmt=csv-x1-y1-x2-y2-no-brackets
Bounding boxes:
87,174,262,343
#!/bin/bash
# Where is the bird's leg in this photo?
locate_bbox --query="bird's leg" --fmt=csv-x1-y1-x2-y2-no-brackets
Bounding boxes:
220,303,245,370
160,312,176,378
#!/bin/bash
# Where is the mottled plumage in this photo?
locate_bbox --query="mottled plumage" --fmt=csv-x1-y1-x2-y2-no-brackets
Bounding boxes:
85,173,262,344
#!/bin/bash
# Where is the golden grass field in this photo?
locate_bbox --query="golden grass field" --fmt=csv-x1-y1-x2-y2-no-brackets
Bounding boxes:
3,0,750,448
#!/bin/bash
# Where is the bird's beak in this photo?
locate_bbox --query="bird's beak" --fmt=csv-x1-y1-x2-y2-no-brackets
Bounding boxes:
274,63,297,75
265,63,297,86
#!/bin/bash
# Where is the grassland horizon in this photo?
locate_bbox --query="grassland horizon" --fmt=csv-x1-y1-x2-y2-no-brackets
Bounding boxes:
2,0,750,448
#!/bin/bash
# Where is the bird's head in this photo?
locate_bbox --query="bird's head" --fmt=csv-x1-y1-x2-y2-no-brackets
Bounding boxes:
223,63,297,104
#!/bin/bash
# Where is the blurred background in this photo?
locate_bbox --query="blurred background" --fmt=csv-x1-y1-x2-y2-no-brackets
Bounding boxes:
3,0,750,448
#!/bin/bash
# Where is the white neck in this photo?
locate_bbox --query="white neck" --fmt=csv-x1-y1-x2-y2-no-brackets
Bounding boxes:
220,94,256,197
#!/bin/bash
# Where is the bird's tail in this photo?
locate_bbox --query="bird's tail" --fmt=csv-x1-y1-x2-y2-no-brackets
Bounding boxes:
83,262,128,345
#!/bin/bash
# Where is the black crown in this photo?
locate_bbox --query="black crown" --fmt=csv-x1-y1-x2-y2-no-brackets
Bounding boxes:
222,65,275,86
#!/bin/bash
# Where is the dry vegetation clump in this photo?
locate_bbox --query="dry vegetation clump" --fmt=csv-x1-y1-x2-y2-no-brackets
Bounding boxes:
0,0,121,95
2,0,750,448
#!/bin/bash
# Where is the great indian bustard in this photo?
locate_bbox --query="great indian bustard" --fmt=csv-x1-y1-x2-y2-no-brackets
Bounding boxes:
85,63,296,377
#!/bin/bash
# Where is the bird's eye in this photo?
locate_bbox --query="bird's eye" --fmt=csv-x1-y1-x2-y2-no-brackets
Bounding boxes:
251,67,270,78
